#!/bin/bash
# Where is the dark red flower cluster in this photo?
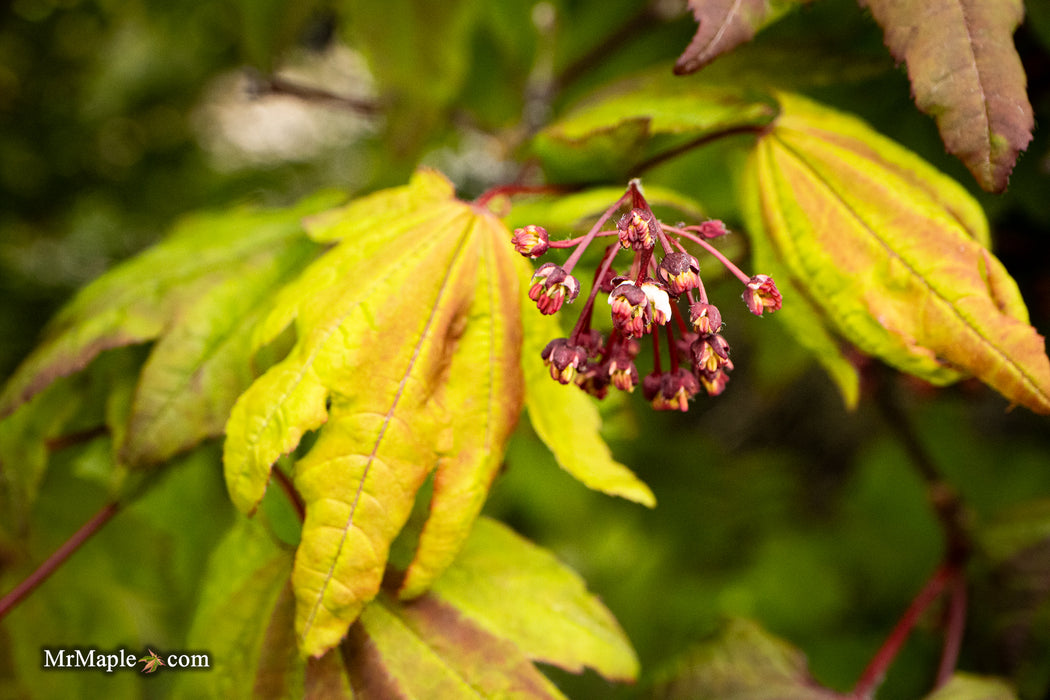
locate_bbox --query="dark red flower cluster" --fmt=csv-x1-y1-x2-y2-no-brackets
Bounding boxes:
514,180,781,411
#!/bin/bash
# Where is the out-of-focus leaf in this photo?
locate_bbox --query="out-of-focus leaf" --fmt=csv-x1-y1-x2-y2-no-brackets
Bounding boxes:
121,233,319,467
176,517,300,698
532,69,778,182
980,499,1050,564
427,517,639,681
348,593,567,699
652,618,838,699
975,501,1050,698
743,92,1050,413
234,0,324,69
674,0,807,75
2,445,229,698
861,0,1033,192
923,673,1018,700
224,169,524,657
0,191,341,424
522,290,656,507
503,184,705,233
0,376,84,533
338,0,478,156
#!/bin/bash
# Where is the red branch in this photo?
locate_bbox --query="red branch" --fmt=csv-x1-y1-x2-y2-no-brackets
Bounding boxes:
0,501,121,620
849,564,959,700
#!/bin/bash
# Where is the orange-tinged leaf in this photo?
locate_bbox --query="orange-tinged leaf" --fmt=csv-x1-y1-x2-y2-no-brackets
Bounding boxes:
862,0,1033,192
674,0,807,75
744,92,1050,413
428,518,639,681
398,214,524,600
349,519,638,697
348,594,567,699
224,170,528,657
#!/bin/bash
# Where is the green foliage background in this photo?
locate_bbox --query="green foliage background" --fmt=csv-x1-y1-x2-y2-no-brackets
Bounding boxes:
2,0,1050,697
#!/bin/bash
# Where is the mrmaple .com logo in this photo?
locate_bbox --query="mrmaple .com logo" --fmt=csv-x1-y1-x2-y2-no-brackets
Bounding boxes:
42,647,210,673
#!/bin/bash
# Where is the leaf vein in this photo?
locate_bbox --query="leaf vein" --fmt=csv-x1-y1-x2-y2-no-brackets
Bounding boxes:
300,218,476,639
774,135,1049,404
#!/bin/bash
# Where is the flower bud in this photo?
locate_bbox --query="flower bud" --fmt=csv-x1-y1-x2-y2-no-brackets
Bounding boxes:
511,225,550,258
608,282,652,337
540,338,588,385
691,333,731,374
652,368,700,411
698,366,732,396
607,345,640,392
697,220,729,239
742,274,782,316
528,263,580,315
688,303,722,336
617,208,659,251
576,361,611,399
657,252,701,295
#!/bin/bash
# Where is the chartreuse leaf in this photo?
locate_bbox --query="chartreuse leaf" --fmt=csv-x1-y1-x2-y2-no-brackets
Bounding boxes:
522,287,655,507
923,673,1017,700
348,518,637,697
121,229,320,467
427,517,638,681
531,68,778,182
224,169,527,657
0,192,340,422
652,618,838,699
178,512,355,699
674,0,806,75
863,0,1033,192
743,92,1050,413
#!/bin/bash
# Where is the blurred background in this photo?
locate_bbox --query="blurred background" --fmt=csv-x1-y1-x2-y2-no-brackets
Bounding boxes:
3,0,1050,697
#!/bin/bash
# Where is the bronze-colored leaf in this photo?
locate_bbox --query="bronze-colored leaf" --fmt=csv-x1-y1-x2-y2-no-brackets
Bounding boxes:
861,0,1034,192
674,0,807,75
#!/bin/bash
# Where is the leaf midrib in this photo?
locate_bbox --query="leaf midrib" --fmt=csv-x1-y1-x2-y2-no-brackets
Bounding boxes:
772,133,1049,407
299,212,477,640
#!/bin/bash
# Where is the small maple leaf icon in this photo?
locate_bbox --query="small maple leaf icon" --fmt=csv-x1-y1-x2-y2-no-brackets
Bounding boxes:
138,649,165,674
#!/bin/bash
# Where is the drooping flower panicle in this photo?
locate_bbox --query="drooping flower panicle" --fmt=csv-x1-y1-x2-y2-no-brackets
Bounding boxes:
512,179,780,411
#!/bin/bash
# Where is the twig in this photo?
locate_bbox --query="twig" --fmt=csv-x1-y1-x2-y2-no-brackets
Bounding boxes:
0,501,120,620
251,73,382,116
849,564,955,700
635,124,769,175
44,426,109,452
936,573,968,686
